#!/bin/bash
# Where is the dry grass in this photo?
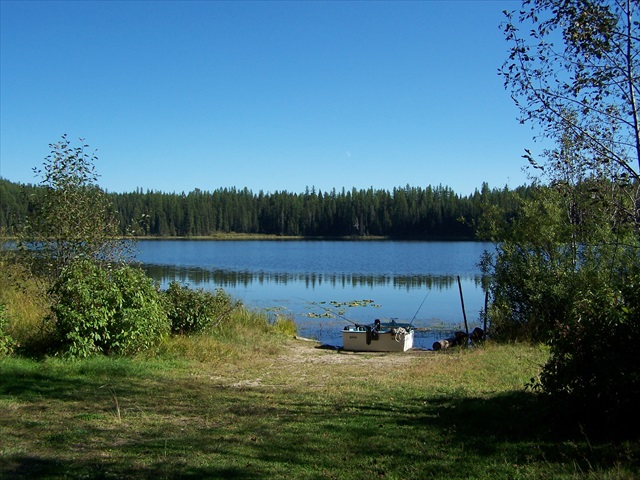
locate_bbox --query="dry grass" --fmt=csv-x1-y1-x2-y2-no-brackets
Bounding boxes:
0,260,54,350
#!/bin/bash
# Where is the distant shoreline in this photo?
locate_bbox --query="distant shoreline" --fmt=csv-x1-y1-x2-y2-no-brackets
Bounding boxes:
1,233,482,242
131,233,480,241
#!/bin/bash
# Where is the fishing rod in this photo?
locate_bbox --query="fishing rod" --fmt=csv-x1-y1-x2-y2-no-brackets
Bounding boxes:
409,287,431,326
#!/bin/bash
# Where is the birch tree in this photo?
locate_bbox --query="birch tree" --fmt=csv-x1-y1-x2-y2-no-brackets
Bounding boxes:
493,0,640,424
501,0,639,230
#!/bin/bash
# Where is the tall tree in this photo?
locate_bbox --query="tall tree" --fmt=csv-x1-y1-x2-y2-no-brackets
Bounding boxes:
491,0,640,424
501,0,640,229
19,135,131,278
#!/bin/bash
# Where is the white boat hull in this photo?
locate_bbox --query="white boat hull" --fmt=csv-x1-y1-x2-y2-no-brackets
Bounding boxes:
342,327,414,352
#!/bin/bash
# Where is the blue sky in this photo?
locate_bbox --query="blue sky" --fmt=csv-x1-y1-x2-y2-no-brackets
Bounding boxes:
1,0,538,196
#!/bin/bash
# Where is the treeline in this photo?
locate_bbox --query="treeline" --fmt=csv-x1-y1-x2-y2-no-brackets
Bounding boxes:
1,178,534,239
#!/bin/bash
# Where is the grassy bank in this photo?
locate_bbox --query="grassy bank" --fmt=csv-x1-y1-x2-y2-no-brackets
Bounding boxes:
1,340,637,479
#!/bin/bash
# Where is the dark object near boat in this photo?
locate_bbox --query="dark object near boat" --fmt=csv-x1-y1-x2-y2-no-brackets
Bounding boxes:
469,327,485,343
432,329,486,351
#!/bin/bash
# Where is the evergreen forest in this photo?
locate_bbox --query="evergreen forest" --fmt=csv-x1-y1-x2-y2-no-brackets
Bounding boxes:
0,178,533,239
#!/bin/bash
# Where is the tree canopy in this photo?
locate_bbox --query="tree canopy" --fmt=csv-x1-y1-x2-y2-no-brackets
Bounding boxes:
14,135,130,278
488,0,640,427
501,0,639,229
1,179,534,240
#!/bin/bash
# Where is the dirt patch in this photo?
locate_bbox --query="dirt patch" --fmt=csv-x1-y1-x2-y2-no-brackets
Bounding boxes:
211,337,439,390
280,337,434,366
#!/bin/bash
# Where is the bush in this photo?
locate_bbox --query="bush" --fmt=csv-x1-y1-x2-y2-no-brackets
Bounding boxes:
538,269,640,427
163,282,236,335
482,244,576,342
482,190,640,430
0,304,15,357
51,261,170,357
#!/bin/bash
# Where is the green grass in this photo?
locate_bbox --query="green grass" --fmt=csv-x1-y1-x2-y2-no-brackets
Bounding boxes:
1,342,637,479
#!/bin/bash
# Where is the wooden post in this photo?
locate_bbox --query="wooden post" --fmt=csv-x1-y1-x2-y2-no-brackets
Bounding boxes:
457,276,469,341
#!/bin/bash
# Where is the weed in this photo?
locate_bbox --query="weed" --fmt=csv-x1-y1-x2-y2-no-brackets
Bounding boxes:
0,259,53,355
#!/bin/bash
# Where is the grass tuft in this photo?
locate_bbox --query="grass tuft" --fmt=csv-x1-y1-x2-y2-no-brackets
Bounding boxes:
0,260,54,356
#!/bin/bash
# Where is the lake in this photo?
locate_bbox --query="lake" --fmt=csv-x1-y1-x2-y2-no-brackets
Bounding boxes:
135,240,493,349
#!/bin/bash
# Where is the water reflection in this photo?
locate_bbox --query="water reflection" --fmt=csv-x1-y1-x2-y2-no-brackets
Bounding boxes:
137,239,492,350
141,264,484,291
141,263,488,350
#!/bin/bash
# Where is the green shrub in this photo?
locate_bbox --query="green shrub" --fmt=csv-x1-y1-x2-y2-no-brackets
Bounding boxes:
483,192,640,430
0,304,15,357
51,260,170,358
538,269,640,427
482,244,576,342
162,282,236,335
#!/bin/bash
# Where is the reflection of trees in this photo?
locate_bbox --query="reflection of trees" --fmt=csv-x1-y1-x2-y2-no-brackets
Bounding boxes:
140,263,484,291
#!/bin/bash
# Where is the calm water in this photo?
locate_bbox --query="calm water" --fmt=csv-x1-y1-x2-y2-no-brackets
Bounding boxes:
135,240,493,349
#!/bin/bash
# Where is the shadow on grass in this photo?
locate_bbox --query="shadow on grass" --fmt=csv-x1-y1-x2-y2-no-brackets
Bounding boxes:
0,357,151,401
1,359,637,479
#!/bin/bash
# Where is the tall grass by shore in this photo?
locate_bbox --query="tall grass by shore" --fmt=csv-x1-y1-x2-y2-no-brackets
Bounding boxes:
0,260,54,355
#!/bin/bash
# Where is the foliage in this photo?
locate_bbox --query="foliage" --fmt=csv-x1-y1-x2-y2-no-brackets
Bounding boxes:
501,0,640,230
162,281,237,335
0,178,38,236
114,183,535,238
480,185,631,341
483,177,640,424
538,267,640,428
17,135,133,279
3,178,535,239
50,260,169,358
494,0,640,426
0,304,14,357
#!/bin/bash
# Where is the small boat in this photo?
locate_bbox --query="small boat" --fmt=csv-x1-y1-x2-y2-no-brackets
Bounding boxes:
342,319,414,352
